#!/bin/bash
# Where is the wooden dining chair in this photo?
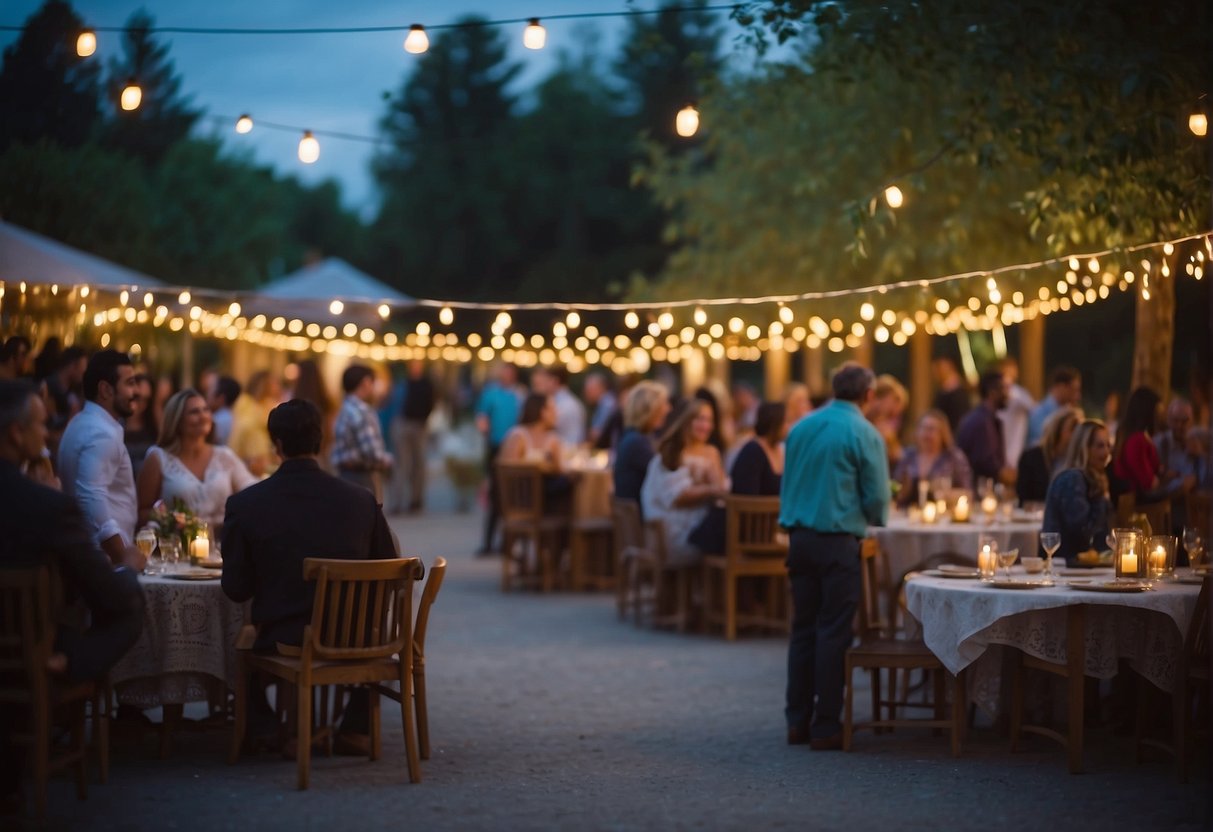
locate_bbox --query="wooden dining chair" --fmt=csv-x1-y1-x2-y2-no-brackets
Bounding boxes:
611,497,646,621
1135,575,1210,781
1185,491,1210,540
1136,500,1173,538
229,557,425,790
0,565,109,820
411,557,446,760
496,463,568,592
842,539,964,756
703,496,788,640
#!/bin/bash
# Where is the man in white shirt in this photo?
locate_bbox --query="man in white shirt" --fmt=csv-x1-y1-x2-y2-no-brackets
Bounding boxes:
58,349,143,566
534,366,585,447
996,357,1035,468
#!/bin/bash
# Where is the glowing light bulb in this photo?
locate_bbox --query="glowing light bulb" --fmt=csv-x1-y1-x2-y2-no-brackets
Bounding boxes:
694,307,707,326
298,131,320,164
675,104,699,138
177,291,190,304
404,24,429,54
1163,242,1175,256
329,300,344,315
379,304,391,319
439,306,454,325
624,311,639,329
658,312,674,330
883,185,904,208
1191,113,1208,137
566,311,581,329
235,114,253,134
120,78,142,111
77,29,96,57
778,305,794,325
860,302,875,321
523,18,546,50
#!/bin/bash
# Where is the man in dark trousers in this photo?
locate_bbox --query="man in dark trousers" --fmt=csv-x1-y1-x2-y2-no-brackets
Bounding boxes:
0,380,145,807
221,398,397,755
400,359,436,513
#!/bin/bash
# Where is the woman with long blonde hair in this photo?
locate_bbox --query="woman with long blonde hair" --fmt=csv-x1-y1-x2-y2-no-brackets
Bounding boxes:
1042,419,1113,565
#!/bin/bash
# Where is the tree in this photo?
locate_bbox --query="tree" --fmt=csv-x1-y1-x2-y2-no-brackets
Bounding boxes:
0,0,102,150
101,10,200,165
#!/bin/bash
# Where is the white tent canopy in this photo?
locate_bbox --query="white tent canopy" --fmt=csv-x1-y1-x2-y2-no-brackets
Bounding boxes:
260,258,412,306
0,220,164,289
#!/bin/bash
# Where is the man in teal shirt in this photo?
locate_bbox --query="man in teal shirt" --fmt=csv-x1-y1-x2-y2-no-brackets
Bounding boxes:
780,362,889,749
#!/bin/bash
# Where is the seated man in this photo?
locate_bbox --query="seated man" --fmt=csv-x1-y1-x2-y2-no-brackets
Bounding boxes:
221,399,397,753
0,380,145,805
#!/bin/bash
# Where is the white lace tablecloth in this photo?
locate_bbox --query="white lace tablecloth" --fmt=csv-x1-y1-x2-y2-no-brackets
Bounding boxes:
871,514,1042,582
904,575,1201,715
111,573,246,708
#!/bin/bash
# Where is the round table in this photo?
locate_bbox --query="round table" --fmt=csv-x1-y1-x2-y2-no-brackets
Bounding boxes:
871,512,1043,583
111,572,245,708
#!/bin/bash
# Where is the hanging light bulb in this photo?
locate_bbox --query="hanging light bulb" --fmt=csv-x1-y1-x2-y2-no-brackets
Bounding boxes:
675,103,699,138
566,311,581,329
329,300,344,315
404,24,429,54
624,311,639,329
120,77,142,111
235,114,253,134
523,18,546,50
378,304,391,319
1190,113,1208,137
884,185,904,209
693,307,707,326
298,131,320,164
77,29,97,57
439,306,454,326
778,305,794,325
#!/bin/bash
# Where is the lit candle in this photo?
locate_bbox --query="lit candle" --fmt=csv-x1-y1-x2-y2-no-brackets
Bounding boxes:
953,495,970,522
981,495,998,517
1121,549,1138,575
922,502,938,523
1149,546,1167,573
979,545,995,578
190,536,210,562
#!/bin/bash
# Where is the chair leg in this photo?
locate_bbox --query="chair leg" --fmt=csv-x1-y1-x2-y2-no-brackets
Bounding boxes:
843,659,855,751
1065,607,1085,775
414,668,430,760
870,668,882,734
370,687,382,762
950,671,965,757
400,669,421,784
724,571,738,641
229,658,248,764
296,680,312,791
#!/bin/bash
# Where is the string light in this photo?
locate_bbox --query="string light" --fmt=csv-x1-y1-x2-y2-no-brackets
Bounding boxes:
404,24,429,54
675,104,699,138
76,29,96,57
120,78,142,111
624,311,639,329
883,185,904,209
378,303,391,319
298,130,320,163
235,114,253,133
523,18,546,50
439,306,454,325
1191,113,1208,137
693,306,707,326
329,299,343,315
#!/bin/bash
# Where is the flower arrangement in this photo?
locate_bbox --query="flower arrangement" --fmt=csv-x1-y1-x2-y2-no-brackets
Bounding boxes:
149,497,202,549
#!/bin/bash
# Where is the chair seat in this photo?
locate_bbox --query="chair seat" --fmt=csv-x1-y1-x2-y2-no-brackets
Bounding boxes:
503,516,568,533
249,652,404,687
847,637,942,666
703,554,786,576
572,517,614,533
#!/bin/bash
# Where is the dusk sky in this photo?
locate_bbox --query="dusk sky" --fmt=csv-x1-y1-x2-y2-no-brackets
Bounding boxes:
2,1,758,217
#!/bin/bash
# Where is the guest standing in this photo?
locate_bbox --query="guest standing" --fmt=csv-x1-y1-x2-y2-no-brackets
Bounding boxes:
331,365,394,504
1016,405,1081,505
612,381,671,506
1042,420,1113,565
891,409,973,506
955,370,1016,487
867,374,908,471
583,372,618,448
1026,366,1082,447
123,373,158,480
931,357,970,432
57,350,142,565
209,376,241,446
229,370,280,477
784,382,813,427
399,360,436,513
475,363,524,554
0,335,31,379
536,366,586,447
136,388,257,533
1112,386,1195,504
997,357,1035,468
44,346,87,437
781,363,889,749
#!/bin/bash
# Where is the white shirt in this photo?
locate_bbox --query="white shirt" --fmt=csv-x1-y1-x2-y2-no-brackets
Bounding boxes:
553,387,586,447
58,400,138,547
998,383,1035,467
146,445,258,530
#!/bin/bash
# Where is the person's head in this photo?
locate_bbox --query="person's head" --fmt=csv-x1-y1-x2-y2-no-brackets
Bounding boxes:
915,409,954,454
496,362,518,387
584,372,609,404
128,372,151,421
157,388,213,453
1165,397,1193,442
998,357,1020,385
754,401,787,444
623,380,670,433
0,380,48,464
1040,405,1083,465
732,382,758,412
198,368,219,399
267,399,323,460
832,362,876,406
931,356,960,386
1061,419,1112,477
870,374,908,420
530,367,555,396
784,382,811,424
1048,366,1082,406
407,359,426,380
83,349,136,418
245,369,277,403
657,399,712,470
0,336,32,377
211,376,241,411
977,370,1008,410
57,346,87,385
519,392,555,429
1185,426,1210,459
341,365,376,402
1119,386,1163,445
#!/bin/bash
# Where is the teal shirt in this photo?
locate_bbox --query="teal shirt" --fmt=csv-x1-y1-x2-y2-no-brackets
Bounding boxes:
779,399,890,538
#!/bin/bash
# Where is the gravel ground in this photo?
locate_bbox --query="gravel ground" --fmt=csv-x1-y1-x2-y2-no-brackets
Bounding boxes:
34,508,1211,831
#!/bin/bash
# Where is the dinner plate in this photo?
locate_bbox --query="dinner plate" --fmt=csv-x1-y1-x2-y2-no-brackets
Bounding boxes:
198,560,223,570
922,568,980,579
1174,575,1206,585
986,580,1049,590
164,570,221,581
1057,567,1114,576
1068,581,1150,593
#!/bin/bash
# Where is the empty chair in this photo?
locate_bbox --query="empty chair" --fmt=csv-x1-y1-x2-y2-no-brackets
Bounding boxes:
703,495,788,640
496,463,569,592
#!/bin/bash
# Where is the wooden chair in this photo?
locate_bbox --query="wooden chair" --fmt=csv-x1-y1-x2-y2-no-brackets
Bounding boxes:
568,515,615,592
1186,491,1210,540
0,565,109,820
611,498,646,620
1009,604,1089,773
843,539,964,756
1136,500,1173,538
1135,575,1210,781
229,557,425,790
412,557,446,760
703,496,788,640
496,463,568,592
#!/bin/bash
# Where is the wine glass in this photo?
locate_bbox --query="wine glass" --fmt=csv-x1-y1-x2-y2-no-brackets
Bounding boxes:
1183,526,1204,566
1040,532,1061,581
998,547,1019,581
158,536,182,573
136,528,158,575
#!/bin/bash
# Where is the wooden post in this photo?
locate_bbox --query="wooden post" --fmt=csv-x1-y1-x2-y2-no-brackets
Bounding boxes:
180,331,194,390
682,348,706,394
763,348,789,400
1019,315,1045,399
852,333,874,370
709,354,730,389
804,344,824,397
909,328,932,424
1131,258,1176,401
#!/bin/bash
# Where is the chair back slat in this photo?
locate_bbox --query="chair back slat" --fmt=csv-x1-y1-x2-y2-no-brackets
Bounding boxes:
611,498,644,552
857,538,891,639
496,463,545,521
413,558,447,658
302,558,424,660
724,495,784,563
1136,500,1172,538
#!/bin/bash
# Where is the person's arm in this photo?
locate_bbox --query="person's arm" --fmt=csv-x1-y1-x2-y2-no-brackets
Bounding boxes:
135,447,162,526
224,447,259,491
730,443,763,496
72,433,130,558
859,430,891,527
1122,434,1161,492
219,495,254,602
355,407,394,470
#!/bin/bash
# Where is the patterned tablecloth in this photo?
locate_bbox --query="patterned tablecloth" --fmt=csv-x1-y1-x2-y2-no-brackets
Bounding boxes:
904,573,1201,714
871,514,1043,583
111,573,245,708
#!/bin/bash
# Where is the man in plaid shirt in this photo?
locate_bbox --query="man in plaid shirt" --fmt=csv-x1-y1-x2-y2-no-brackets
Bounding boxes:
331,364,393,504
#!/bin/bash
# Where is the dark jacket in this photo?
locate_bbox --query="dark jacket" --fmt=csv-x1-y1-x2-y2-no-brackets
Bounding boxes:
1016,446,1051,505
402,376,436,423
956,403,1006,482
220,457,397,650
0,459,144,682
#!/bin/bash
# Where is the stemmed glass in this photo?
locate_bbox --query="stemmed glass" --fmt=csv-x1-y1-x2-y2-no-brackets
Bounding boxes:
1040,532,1061,583
136,528,158,575
1184,526,1206,568
158,536,182,573
998,547,1019,581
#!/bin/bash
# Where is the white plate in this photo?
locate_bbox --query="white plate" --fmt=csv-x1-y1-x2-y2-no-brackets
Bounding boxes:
1068,581,1150,593
987,580,1049,590
922,568,981,579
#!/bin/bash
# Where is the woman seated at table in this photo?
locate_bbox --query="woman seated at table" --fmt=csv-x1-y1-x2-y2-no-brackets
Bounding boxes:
641,399,728,566
612,380,671,505
498,392,573,507
1112,385,1195,502
137,388,258,535
1016,405,1081,506
891,409,973,507
1042,419,1113,565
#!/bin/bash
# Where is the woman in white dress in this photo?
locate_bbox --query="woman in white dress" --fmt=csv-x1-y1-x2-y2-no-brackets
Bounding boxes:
136,388,258,535
641,398,728,566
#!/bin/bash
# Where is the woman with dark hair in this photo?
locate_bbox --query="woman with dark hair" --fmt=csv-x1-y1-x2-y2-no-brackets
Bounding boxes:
1016,405,1082,505
1111,386,1194,501
498,392,572,507
641,399,727,565
692,385,728,455
1043,420,1114,565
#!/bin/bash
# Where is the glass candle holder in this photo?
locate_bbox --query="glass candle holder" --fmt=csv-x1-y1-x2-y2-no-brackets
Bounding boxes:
978,536,999,581
1114,528,1145,580
1146,535,1176,580
189,521,211,565
952,494,971,523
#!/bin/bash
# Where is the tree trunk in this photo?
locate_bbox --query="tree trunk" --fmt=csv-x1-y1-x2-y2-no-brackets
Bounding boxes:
909,329,932,425
1131,256,1175,400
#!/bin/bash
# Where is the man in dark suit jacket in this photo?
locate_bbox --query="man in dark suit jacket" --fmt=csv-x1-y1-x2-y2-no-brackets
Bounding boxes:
221,398,397,750
0,380,145,803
